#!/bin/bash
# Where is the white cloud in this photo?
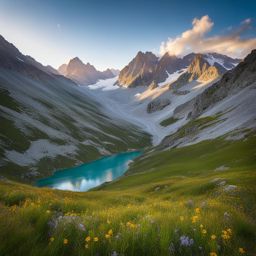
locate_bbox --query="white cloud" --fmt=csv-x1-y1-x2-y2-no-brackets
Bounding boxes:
160,15,256,58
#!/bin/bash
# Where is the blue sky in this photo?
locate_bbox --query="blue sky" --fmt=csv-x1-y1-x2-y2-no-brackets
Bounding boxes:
0,0,255,70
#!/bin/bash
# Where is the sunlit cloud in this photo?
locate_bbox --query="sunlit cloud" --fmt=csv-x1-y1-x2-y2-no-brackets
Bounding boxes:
160,15,256,58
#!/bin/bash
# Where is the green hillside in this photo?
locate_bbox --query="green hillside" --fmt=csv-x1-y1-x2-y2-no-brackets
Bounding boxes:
0,132,255,255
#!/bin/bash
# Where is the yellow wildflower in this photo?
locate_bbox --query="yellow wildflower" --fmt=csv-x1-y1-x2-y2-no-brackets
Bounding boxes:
191,215,199,223
221,229,231,240
211,234,216,240
49,237,54,243
180,216,184,221
108,229,113,236
85,236,91,242
200,224,204,229
210,252,217,256
105,234,111,239
195,208,200,214
221,234,230,240
201,229,207,235
239,248,246,254
94,237,99,242
46,210,51,214
63,238,68,245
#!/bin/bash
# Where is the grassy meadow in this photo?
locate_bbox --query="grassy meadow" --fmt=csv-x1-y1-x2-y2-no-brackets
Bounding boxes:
0,132,255,255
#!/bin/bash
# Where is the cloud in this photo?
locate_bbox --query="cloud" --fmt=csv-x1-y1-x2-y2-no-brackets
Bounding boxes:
160,15,256,58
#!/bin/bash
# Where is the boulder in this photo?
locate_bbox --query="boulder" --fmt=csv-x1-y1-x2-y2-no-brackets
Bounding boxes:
147,98,171,113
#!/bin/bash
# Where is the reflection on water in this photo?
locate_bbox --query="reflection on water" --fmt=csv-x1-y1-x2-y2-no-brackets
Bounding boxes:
36,151,141,192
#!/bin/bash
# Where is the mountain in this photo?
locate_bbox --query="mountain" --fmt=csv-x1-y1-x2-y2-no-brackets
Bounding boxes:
58,57,115,85
116,51,158,87
0,35,58,76
159,49,256,148
110,68,120,76
169,54,226,89
117,51,240,88
191,49,256,119
0,35,150,182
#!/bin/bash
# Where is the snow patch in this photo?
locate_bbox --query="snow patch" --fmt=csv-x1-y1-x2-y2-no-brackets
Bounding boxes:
5,139,77,166
158,69,187,87
87,76,119,91
79,75,216,145
205,54,233,70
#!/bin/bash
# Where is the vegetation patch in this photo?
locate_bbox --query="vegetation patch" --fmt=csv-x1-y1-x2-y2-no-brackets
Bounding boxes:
160,117,179,127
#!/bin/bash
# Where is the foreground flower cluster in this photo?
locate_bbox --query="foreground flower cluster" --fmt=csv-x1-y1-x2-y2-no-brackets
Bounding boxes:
41,203,248,256
0,180,254,256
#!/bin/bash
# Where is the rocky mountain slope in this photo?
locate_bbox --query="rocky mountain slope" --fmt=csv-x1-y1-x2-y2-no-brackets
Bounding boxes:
117,51,240,88
169,54,226,90
0,35,58,75
160,49,256,148
116,51,158,87
0,35,150,182
58,57,116,85
191,49,256,118
86,48,255,149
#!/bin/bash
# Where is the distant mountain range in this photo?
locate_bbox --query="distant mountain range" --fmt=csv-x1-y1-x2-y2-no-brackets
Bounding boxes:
58,57,119,85
116,51,240,87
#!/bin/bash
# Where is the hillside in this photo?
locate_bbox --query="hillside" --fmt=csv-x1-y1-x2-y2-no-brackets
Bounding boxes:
0,35,151,183
0,133,255,255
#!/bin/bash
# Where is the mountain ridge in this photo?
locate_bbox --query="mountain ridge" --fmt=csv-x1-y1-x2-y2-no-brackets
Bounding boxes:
117,51,240,88
58,57,116,85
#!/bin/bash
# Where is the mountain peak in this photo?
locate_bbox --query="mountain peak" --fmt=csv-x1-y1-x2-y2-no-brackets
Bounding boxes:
69,57,84,65
117,51,158,87
58,57,115,85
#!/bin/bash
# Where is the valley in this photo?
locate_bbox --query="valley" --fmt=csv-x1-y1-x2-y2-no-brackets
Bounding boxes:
0,10,255,255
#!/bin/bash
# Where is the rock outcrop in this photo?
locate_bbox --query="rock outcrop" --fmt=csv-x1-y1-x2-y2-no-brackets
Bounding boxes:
169,54,224,90
147,98,171,113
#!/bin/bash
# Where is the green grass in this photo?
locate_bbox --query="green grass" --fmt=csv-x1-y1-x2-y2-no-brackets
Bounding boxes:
0,133,255,255
160,117,179,127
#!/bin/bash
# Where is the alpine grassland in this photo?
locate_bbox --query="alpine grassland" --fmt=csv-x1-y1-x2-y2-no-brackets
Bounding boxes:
0,132,255,256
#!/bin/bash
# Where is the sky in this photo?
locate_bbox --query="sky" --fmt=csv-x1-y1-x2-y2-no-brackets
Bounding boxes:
0,0,255,70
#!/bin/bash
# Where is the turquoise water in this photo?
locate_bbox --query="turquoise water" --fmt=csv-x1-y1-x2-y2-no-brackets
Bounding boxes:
36,151,141,192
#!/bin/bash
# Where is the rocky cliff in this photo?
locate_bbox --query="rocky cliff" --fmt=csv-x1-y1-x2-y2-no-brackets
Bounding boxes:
116,51,158,87
169,54,225,90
